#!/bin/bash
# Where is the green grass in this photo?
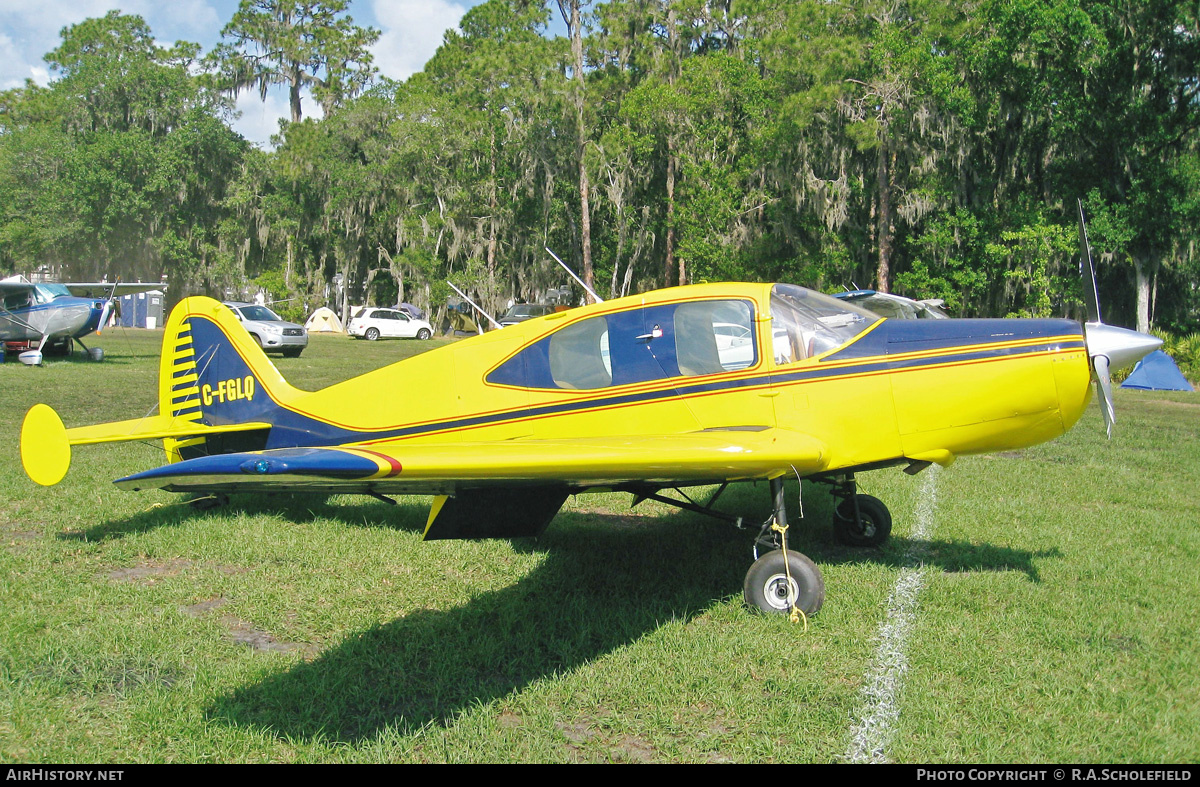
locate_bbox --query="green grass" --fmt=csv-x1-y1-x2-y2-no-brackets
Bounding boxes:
1,330,1198,762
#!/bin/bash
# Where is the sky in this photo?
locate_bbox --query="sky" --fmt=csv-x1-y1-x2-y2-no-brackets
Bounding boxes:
0,0,480,147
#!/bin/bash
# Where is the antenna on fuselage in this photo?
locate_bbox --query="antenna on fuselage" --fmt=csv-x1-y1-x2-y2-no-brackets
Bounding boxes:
545,247,603,304
446,281,503,331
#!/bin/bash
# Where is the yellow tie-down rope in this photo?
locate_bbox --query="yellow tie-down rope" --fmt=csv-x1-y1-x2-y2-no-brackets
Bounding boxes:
770,518,809,631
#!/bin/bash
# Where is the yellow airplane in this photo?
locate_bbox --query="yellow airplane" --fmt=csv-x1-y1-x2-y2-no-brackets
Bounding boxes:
19,265,1160,618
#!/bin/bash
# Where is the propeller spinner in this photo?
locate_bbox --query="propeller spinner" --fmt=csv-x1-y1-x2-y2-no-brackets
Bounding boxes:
1077,200,1162,437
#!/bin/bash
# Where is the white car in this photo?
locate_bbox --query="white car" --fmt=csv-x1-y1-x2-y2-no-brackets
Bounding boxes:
223,302,308,357
348,307,434,341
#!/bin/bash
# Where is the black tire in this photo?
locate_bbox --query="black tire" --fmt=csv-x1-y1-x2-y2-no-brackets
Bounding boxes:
365,327,380,341
743,549,825,616
833,493,892,547
282,347,303,358
250,334,263,348
416,328,431,340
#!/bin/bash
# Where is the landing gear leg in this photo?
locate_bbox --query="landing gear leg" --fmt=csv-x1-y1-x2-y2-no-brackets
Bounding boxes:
188,493,229,511
827,474,892,547
743,477,825,616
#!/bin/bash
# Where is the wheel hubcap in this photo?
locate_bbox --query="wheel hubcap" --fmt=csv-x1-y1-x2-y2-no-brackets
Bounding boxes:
763,572,798,611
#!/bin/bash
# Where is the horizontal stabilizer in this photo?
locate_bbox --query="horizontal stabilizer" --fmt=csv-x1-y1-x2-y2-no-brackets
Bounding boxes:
66,415,272,446
20,403,270,487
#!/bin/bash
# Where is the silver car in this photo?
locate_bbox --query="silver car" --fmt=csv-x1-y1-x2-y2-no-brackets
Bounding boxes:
223,302,308,357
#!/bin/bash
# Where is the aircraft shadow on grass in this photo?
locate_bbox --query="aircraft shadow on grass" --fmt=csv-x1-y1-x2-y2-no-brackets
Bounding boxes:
111,483,1058,744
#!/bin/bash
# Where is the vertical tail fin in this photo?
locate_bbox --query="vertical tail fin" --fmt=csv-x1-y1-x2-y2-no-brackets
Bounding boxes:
159,297,300,462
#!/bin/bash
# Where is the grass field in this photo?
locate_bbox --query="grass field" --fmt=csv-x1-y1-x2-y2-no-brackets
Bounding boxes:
1,329,1197,763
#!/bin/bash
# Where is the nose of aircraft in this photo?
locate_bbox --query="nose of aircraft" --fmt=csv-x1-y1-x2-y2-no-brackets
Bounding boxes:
1083,322,1163,438
1083,322,1163,371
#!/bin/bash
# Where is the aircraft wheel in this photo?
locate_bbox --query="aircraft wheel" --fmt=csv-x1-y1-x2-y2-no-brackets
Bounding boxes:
833,494,892,547
416,328,431,340
743,549,824,616
365,327,380,341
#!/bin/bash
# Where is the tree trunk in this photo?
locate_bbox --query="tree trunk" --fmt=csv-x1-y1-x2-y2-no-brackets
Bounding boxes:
664,4,680,288
289,63,303,123
666,146,677,286
875,139,893,293
563,0,595,299
1133,254,1153,334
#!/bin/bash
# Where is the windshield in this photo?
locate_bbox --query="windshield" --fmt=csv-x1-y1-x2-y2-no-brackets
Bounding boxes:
770,284,879,364
33,284,72,304
237,305,282,321
504,304,547,319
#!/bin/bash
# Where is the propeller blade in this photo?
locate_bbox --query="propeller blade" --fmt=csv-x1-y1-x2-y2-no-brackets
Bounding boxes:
1077,199,1101,324
96,300,112,335
1083,322,1161,439
1077,199,1161,438
1093,353,1115,439
95,279,122,336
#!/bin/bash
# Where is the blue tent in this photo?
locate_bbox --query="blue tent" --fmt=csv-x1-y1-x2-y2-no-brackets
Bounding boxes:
1120,350,1194,392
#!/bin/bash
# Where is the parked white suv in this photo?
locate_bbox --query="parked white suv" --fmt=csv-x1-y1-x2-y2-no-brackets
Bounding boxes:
348,307,434,341
223,302,308,357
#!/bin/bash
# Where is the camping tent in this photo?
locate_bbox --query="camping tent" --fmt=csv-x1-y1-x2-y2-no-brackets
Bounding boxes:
305,307,343,333
396,302,426,320
1120,350,1194,391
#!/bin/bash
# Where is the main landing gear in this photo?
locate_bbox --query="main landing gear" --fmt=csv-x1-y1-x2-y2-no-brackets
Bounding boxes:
632,472,894,617
825,474,893,548
743,477,825,617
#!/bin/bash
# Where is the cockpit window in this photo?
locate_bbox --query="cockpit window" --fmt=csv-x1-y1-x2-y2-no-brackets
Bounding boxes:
33,284,71,304
488,299,759,390
549,315,612,389
770,284,878,364
674,300,757,374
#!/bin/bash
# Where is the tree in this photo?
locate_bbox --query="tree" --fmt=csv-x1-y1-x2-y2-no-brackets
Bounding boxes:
557,0,597,297
209,0,379,123
0,12,246,296
1061,0,1200,332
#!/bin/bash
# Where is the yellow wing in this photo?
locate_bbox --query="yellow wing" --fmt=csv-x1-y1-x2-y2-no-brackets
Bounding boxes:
111,428,828,495
108,428,827,541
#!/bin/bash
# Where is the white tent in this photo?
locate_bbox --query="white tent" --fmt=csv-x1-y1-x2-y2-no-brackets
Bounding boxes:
305,306,343,333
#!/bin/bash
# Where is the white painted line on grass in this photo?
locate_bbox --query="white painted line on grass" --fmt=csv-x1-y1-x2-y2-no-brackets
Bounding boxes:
843,466,940,764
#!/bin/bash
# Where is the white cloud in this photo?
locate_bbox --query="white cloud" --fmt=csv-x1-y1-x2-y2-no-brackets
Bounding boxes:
230,91,290,149
370,0,467,82
0,1,227,88
0,1,474,144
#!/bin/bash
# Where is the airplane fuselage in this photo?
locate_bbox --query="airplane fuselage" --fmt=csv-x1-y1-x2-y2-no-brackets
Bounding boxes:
153,282,1094,491
1,288,107,345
